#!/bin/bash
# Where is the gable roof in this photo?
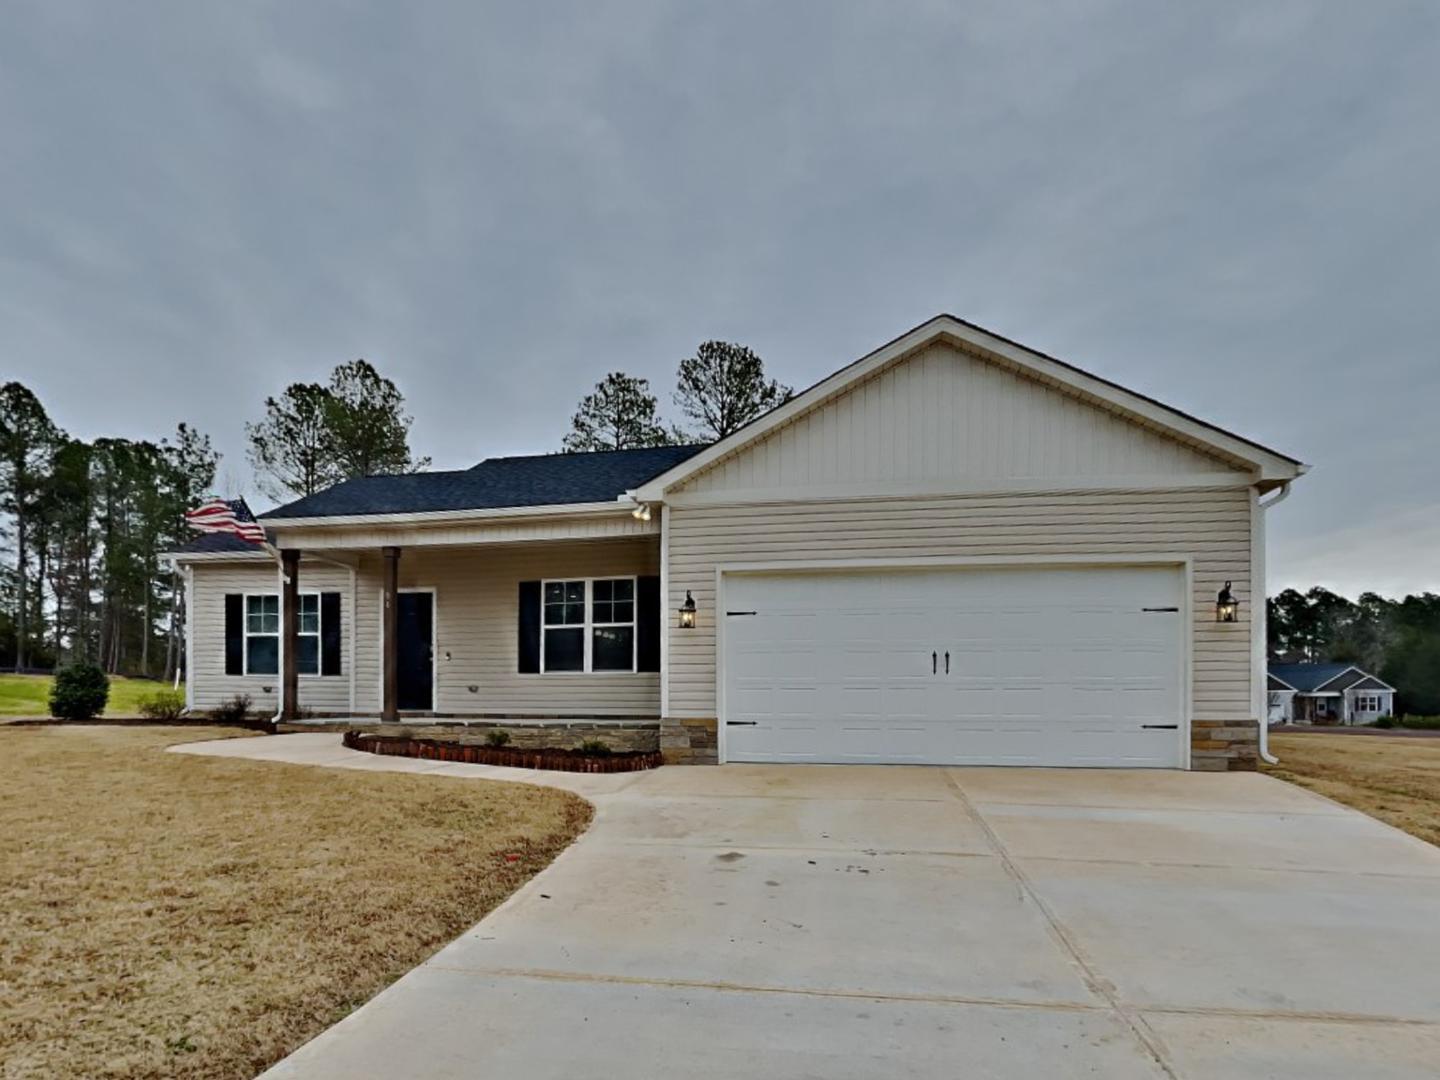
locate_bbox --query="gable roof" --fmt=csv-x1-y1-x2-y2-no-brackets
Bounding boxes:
1268,662,1394,693
1267,672,1297,692
261,444,706,522
632,314,1306,500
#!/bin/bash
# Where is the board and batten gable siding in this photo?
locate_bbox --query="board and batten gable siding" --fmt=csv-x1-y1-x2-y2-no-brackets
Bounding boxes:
350,537,661,716
188,560,355,713
673,340,1246,497
665,488,1255,727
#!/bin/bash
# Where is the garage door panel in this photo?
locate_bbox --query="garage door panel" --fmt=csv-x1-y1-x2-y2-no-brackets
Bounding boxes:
723,566,1184,768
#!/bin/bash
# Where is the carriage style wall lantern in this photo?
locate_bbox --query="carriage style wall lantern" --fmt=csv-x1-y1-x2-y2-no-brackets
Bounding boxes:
1216,581,1238,623
678,590,697,629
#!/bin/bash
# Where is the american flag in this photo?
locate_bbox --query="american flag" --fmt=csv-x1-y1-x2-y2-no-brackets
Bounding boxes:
184,497,268,544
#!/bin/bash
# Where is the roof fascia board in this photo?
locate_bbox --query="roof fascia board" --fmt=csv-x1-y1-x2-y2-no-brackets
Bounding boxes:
262,500,628,530
1267,673,1299,691
632,315,1303,499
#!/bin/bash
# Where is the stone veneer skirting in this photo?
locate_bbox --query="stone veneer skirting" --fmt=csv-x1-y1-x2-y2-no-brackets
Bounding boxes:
660,718,719,765
279,715,1257,770
1190,719,1259,771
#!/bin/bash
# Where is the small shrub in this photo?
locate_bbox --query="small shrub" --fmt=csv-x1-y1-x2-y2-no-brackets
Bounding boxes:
484,729,511,747
49,662,110,720
1400,714,1440,730
209,694,252,723
139,688,187,721
577,739,612,756
1373,714,1396,729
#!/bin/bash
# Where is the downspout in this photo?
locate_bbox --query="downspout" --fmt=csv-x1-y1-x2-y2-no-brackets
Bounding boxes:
182,563,195,712
1254,481,1293,764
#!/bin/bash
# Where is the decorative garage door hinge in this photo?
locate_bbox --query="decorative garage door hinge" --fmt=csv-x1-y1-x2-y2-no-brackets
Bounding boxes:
726,721,759,726
1141,724,1179,729
726,610,758,616
1141,606,1180,613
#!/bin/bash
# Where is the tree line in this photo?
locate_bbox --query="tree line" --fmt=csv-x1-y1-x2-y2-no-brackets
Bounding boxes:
0,360,427,674
0,341,779,675
1269,588,1440,714
0,383,219,676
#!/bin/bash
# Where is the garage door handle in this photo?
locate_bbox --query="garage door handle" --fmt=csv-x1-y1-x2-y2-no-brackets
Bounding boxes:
944,651,950,674
932,651,937,674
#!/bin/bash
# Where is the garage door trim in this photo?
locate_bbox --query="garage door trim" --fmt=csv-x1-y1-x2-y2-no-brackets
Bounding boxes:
714,554,1194,768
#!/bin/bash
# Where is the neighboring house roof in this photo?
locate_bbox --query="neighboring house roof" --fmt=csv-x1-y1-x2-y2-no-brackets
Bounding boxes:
1267,672,1297,692
260,444,707,522
632,313,1307,500
1347,675,1394,693
1268,662,1394,693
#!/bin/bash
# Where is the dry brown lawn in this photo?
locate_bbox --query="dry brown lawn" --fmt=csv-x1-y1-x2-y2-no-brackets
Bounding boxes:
0,726,592,1079
1266,732,1440,847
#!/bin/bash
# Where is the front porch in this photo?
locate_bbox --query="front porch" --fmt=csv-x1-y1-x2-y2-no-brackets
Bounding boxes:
266,531,664,727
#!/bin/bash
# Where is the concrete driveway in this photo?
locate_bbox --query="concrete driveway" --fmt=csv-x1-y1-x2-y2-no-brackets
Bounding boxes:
175,735,1440,1079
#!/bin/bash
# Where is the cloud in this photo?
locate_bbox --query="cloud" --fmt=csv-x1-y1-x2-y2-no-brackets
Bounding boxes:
0,2,1436,594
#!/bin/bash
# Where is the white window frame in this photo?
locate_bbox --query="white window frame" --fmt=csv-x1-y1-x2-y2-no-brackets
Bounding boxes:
1355,693,1381,713
244,591,323,677
539,576,638,674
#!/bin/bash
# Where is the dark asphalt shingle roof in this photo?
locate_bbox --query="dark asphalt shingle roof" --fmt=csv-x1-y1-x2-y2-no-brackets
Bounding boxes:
171,532,272,555
260,444,708,521
1269,662,1382,693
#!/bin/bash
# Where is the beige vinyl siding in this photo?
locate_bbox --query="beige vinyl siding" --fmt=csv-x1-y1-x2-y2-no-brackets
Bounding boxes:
350,537,660,716
677,341,1244,496
188,561,355,713
665,487,1254,723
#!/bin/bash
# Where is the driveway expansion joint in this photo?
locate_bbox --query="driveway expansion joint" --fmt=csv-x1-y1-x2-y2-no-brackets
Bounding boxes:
943,771,1183,1080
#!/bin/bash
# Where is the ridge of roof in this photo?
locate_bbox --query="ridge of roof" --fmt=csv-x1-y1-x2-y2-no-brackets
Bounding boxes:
470,444,708,469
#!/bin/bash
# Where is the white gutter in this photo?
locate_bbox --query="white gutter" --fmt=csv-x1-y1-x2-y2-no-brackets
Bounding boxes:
1254,481,1293,764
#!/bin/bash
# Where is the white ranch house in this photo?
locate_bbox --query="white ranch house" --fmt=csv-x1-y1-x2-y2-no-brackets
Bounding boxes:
168,315,1306,771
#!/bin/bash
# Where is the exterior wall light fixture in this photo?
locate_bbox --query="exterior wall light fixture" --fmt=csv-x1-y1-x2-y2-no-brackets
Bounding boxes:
1216,581,1238,623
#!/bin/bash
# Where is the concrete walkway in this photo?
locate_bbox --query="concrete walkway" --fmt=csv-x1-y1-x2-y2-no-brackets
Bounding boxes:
172,734,1440,1079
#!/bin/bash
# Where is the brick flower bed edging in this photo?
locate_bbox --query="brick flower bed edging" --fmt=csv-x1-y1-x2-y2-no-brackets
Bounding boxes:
342,730,664,772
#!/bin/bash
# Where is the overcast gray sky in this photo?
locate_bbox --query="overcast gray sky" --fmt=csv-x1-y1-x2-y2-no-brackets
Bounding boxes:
2,2,1436,597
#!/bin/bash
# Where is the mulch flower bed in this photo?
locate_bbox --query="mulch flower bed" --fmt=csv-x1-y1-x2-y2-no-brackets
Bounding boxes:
342,730,663,772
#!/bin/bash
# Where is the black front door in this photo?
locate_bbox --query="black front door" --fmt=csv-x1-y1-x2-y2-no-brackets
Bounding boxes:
397,592,434,711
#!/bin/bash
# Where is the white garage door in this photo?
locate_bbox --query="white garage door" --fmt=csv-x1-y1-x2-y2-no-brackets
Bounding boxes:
722,566,1185,768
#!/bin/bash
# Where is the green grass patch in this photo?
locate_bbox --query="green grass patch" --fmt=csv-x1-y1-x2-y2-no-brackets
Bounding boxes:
0,673,185,718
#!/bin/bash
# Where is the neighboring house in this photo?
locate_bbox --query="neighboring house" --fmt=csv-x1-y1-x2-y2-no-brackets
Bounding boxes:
167,314,1305,771
1268,662,1396,725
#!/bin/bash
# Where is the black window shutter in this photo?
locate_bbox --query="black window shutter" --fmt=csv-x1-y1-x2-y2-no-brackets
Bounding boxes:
320,592,342,676
224,594,244,675
636,575,661,672
518,580,541,673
